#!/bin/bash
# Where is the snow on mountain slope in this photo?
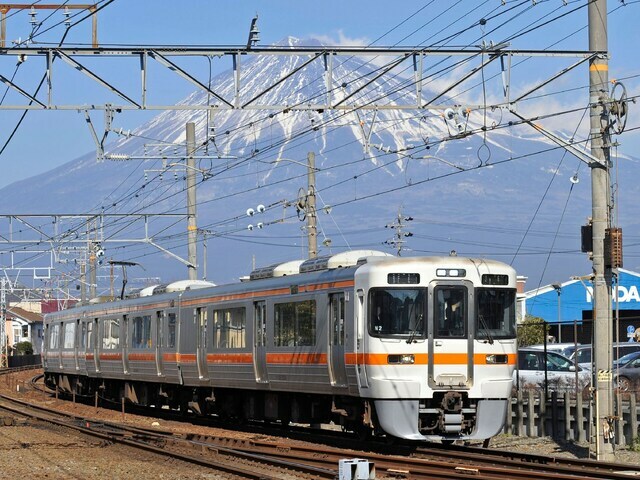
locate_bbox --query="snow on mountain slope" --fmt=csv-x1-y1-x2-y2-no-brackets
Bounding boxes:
1,37,636,288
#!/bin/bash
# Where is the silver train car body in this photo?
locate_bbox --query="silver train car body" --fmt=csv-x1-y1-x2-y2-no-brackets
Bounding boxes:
43,251,518,441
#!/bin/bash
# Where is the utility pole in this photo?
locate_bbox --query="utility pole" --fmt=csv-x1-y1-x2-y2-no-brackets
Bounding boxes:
199,228,213,281
290,152,318,259
384,207,413,256
0,277,6,368
186,122,198,280
306,152,317,259
80,262,86,304
89,240,97,300
589,0,614,462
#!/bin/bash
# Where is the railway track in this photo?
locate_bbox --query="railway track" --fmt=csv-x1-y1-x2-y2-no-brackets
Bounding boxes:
4,367,640,479
0,385,334,479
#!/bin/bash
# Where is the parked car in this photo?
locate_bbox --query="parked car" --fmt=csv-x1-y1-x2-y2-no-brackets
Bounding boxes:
529,342,580,360
514,348,591,393
570,342,640,369
613,351,640,392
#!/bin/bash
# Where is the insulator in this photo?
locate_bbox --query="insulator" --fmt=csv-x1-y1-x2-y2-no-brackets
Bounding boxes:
107,154,130,161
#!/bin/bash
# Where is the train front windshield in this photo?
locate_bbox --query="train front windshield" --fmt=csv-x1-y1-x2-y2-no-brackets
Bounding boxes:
476,288,516,340
369,288,426,337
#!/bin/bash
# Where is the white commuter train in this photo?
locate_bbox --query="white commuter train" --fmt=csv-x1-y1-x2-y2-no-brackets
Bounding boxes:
43,250,517,441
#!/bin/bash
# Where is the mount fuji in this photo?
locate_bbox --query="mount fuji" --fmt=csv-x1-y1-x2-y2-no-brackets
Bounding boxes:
1,37,637,292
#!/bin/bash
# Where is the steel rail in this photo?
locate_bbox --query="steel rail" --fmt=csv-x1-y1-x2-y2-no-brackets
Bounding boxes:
0,392,332,479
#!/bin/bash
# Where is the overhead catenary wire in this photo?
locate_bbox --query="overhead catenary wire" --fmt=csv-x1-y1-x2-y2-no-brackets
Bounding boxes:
2,2,636,292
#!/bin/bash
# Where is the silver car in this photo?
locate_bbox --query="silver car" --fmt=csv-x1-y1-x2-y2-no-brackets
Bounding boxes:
514,348,591,393
613,351,640,392
570,343,640,370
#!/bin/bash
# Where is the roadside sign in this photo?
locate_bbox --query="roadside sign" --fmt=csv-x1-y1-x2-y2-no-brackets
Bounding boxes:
627,325,635,338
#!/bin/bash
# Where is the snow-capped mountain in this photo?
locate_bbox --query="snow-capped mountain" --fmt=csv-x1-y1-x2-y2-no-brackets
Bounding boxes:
1,37,637,290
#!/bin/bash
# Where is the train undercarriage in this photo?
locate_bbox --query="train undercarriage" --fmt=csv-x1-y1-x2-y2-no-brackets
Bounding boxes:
44,372,499,441
44,373,380,437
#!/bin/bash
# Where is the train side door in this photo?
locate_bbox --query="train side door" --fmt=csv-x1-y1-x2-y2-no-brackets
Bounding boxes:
122,315,130,375
428,283,473,389
83,318,92,371
155,310,164,376
355,289,369,388
253,301,268,383
57,322,64,369
195,307,209,380
74,319,81,371
91,318,100,373
328,293,348,387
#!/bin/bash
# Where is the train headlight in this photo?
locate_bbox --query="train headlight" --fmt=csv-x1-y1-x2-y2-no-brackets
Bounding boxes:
485,354,508,364
388,354,415,364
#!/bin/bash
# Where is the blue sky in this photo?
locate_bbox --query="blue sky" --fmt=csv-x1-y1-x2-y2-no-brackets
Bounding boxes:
0,1,638,190
0,1,638,292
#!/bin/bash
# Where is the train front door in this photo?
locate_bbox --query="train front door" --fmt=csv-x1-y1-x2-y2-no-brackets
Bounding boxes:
328,293,348,387
253,301,268,383
428,282,473,389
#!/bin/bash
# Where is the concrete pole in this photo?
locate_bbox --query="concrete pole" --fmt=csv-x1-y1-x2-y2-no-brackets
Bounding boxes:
202,231,208,281
80,262,86,304
0,277,6,368
307,152,317,259
89,241,97,300
186,122,198,281
588,0,614,462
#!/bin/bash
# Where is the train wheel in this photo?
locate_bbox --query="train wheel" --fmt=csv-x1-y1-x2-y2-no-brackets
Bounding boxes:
441,439,455,446
356,424,372,441
279,420,291,430
383,435,397,446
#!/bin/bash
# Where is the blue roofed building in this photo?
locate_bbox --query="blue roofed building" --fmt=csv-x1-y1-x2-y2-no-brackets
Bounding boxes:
525,268,640,344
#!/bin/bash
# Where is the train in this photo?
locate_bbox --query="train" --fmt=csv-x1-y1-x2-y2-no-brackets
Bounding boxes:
43,250,518,441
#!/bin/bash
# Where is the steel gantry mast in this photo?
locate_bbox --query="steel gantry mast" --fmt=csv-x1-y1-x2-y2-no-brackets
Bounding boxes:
0,45,599,112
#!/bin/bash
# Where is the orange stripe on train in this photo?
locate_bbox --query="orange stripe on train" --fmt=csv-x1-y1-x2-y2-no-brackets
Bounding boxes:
344,352,515,365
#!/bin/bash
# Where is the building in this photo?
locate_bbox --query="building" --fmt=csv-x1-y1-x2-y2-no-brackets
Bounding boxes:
5,306,44,354
525,268,640,344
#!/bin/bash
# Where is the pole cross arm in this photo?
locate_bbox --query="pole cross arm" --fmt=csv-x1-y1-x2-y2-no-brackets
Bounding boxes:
146,240,195,269
510,110,605,167
148,50,234,108
0,73,46,107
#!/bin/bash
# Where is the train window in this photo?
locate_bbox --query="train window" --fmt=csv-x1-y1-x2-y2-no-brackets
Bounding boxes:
63,322,76,349
476,288,516,340
434,287,466,338
369,288,426,338
80,322,87,350
196,307,208,349
132,315,152,349
86,321,94,349
101,319,120,349
156,311,164,348
48,323,60,349
274,300,316,347
482,274,509,286
388,273,420,284
167,313,177,348
331,295,345,346
255,302,267,347
213,307,246,349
